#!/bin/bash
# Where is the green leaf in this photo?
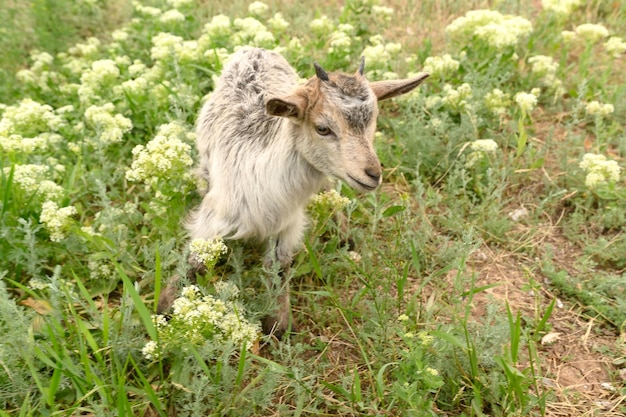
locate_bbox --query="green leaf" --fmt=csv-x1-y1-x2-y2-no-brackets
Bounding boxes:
382,205,406,217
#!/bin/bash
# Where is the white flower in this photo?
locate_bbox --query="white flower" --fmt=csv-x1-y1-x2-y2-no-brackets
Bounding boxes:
248,1,269,16
147,285,259,357
528,55,562,90
126,134,193,187
150,32,184,61
579,153,621,188
111,29,129,41
445,10,532,49
3,164,63,201
78,59,120,104
203,15,231,38
159,9,186,24
329,31,352,55
310,15,334,35
67,37,101,58
561,30,576,42
372,5,394,21
268,13,289,31
135,4,162,17
0,99,63,137
189,238,228,267
575,23,609,43
604,36,626,58
514,91,538,113
585,101,614,117
141,340,160,360
232,18,275,47
422,54,459,78
84,103,133,146
466,139,498,167
442,83,472,109
40,201,77,242
166,0,193,8
470,139,498,153
181,285,201,300
214,281,240,299
425,367,439,377
542,0,582,16
311,190,351,211
484,88,511,116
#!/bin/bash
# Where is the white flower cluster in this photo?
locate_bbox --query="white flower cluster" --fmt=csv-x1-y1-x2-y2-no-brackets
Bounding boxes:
16,50,60,92
484,88,511,116
328,24,356,56
78,59,120,104
604,36,626,58
1,134,51,154
268,13,289,32
442,83,472,110
310,189,351,212
541,0,582,16
422,54,459,79
528,55,561,90
84,103,133,146
575,23,609,43
40,201,77,242
465,139,498,167
585,100,614,117
159,9,186,24
67,37,101,60
189,238,228,268
125,122,194,187
3,164,64,201
579,153,621,189
0,99,63,138
445,10,533,49
470,139,498,153
202,14,232,39
150,32,199,63
166,0,193,8
248,1,269,16
514,90,539,113
232,17,275,47
134,3,162,17
361,35,402,76
310,15,334,35
143,285,259,360
372,5,394,21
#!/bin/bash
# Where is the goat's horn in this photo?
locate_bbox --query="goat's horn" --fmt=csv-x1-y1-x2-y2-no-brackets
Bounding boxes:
357,56,365,76
314,62,329,82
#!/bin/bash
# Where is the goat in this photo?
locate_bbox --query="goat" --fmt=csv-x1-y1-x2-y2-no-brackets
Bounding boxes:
180,47,428,338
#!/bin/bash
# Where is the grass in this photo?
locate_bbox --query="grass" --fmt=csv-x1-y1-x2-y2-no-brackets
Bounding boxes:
1,0,626,416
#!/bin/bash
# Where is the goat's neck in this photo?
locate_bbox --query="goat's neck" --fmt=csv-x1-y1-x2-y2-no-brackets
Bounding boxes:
278,121,327,199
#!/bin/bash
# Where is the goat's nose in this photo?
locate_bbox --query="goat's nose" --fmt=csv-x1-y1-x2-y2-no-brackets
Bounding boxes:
365,167,382,182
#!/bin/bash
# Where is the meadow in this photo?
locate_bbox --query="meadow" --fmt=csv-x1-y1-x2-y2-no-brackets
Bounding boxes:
0,0,625,415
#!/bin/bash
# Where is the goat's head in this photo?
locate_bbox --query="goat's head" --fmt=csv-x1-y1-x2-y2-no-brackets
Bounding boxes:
266,59,429,192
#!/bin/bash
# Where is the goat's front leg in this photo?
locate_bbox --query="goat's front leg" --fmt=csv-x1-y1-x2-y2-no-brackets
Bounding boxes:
262,218,305,339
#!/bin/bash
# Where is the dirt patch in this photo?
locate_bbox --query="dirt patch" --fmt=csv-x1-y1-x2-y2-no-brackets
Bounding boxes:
462,240,625,416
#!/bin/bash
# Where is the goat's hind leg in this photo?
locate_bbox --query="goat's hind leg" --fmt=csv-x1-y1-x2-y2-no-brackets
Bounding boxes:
262,220,305,339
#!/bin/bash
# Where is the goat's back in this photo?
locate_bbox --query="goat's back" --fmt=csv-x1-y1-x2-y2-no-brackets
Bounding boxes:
196,48,298,154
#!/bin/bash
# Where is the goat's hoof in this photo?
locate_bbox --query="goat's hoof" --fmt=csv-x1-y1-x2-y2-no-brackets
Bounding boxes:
262,317,298,340
340,237,356,251
186,264,207,282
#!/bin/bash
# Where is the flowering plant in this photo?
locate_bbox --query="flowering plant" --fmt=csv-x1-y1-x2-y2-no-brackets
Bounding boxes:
143,284,259,361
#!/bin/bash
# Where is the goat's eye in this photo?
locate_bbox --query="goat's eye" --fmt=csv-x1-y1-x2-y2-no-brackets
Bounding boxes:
315,125,332,136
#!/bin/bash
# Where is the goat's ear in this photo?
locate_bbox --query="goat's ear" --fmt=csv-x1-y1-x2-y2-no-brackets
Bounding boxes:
369,73,429,101
266,94,307,119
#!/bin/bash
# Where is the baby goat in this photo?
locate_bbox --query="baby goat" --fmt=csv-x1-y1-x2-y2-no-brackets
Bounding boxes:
185,47,428,337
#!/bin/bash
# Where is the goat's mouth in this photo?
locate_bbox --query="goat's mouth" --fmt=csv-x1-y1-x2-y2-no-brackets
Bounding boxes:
346,174,379,192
